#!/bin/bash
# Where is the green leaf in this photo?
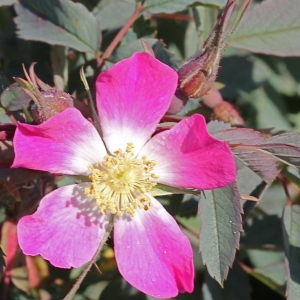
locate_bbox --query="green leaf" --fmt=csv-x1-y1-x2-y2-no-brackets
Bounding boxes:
153,183,199,196
152,40,179,69
241,263,286,296
14,0,100,53
218,52,267,98
239,85,291,131
283,205,300,300
247,249,284,269
50,45,68,91
184,5,218,58
0,83,31,111
219,52,300,100
254,56,300,97
229,0,300,56
283,168,300,189
257,184,286,217
254,263,286,287
0,0,17,6
199,182,243,285
144,0,227,14
111,38,157,62
236,165,263,196
93,0,135,31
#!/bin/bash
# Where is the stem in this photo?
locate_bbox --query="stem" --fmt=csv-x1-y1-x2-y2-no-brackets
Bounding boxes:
63,216,114,300
97,2,144,68
79,67,96,114
227,0,252,37
177,219,200,239
278,172,293,206
79,67,102,133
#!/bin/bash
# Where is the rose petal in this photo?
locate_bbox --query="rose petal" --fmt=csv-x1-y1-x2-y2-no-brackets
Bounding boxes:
114,196,194,298
12,108,106,175
140,114,236,190
17,184,110,268
96,52,178,154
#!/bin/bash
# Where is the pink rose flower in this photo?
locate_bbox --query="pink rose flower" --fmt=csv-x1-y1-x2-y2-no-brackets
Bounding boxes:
12,53,236,298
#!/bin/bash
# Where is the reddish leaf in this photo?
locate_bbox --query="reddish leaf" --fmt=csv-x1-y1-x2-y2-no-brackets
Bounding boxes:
263,132,300,146
233,149,278,184
211,128,267,145
211,127,278,183
259,133,300,168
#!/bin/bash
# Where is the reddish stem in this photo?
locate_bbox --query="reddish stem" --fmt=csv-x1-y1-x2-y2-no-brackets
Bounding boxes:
97,2,144,68
278,172,293,206
176,219,200,239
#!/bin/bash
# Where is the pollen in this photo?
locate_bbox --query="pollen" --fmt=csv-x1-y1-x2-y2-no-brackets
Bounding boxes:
84,143,158,217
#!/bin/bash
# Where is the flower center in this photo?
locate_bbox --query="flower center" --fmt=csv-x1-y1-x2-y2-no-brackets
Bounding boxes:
84,143,158,217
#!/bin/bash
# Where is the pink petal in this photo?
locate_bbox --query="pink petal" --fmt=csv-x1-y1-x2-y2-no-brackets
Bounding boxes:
140,114,236,190
96,52,178,154
12,108,106,175
17,184,110,268
114,197,194,298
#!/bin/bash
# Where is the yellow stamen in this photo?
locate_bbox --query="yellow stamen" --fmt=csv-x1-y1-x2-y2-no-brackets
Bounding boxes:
84,143,157,217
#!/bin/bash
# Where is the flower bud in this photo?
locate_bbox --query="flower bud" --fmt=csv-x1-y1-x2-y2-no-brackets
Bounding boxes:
29,89,74,124
177,48,221,98
201,88,244,125
213,101,245,126
201,88,224,109
166,90,189,115
14,63,73,124
177,0,236,98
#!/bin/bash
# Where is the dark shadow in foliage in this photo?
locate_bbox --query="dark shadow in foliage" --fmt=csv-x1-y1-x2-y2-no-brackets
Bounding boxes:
157,193,184,216
156,16,188,58
249,274,285,300
0,247,5,276
218,55,261,98
202,262,252,300
264,83,290,120
241,215,284,248
242,181,268,223
179,195,198,217
100,277,147,300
